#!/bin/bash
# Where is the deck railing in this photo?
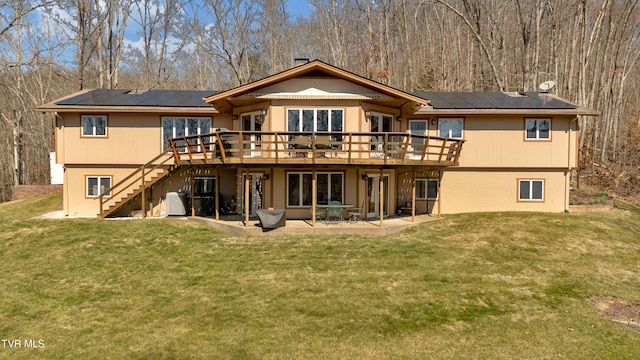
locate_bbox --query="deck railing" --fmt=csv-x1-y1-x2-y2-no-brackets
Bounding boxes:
168,131,464,165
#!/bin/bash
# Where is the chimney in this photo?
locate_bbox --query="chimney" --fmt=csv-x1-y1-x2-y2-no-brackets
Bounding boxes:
294,57,310,66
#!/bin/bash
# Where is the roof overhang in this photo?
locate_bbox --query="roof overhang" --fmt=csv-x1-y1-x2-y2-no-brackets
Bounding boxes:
36,105,218,115
415,108,600,116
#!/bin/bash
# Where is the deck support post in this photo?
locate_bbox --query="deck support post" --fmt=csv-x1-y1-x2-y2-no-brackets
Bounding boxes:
215,167,219,220
379,169,384,228
412,169,416,222
312,169,317,226
244,169,249,227
141,165,146,219
190,166,195,217
437,169,442,218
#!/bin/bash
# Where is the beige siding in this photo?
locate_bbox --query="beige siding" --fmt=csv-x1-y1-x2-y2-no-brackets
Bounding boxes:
440,169,570,213
429,115,577,169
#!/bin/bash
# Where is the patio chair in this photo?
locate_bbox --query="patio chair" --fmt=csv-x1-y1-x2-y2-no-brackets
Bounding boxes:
324,201,344,224
311,207,325,221
348,202,364,222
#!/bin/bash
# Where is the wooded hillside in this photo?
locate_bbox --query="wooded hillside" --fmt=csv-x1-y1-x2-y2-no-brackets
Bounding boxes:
1,0,638,203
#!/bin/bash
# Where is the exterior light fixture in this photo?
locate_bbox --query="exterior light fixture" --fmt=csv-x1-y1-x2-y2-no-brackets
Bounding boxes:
361,174,368,180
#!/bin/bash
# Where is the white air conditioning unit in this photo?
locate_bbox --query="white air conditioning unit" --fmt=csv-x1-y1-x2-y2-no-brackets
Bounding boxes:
166,192,188,216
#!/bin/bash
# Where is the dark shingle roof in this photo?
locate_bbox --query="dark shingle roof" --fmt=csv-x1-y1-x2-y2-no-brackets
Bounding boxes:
413,92,577,110
57,89,577,110
57,89,219,107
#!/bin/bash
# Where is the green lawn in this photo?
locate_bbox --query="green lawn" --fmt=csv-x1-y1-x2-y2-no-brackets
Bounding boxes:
1,194,639,359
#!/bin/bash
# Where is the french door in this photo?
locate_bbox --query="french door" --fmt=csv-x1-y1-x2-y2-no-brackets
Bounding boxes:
367,174,389,218
194,177,216,216
242,173,264,216
370,112,393,151
242,112,262,157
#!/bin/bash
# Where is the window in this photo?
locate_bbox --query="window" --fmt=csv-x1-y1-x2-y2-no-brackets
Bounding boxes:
162,117,212,150
82,115,107,137
416,179,438,200
438,118,463,139
518,179,544,201
287,172,343,207
287,109,343,137
86,176,112,197
525,118,551,140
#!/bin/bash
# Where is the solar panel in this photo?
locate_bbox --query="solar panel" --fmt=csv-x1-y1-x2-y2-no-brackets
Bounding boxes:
56,89,218,107
414,91,577,110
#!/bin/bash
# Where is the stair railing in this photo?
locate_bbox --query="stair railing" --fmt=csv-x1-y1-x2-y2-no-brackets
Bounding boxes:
97,148,175,218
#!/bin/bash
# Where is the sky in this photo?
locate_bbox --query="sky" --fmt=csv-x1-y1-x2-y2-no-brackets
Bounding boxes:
287,0,313,18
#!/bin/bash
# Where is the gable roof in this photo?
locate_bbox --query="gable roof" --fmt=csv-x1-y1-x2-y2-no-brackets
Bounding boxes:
204,60,430,113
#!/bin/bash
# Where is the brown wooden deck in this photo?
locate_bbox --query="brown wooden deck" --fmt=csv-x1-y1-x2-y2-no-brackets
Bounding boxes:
168,131,464,167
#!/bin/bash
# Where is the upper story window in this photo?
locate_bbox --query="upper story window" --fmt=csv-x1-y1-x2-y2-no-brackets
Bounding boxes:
525,118,551,140
82,115,107,137
438,118,463,139
162,117,212,150
370,112,393,132
287,109,344,132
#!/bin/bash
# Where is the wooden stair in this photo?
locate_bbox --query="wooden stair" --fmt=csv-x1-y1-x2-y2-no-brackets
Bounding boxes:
100,168,172,218
98,149,176,218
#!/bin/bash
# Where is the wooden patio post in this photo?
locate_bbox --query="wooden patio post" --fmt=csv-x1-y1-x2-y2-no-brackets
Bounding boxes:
312,169,317,226
269,168,273,208
141,165,146,219
437,169,442,218
190,166,195,217
244,170,249,227
215,167,219,220
379,169,384,228
412,169,416,222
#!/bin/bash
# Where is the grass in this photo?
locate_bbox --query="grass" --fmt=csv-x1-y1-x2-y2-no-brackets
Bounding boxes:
1,194,639,359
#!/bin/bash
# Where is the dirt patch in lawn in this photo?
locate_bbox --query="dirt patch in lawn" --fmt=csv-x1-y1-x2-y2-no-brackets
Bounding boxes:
570,189,611,205
594,297,640,332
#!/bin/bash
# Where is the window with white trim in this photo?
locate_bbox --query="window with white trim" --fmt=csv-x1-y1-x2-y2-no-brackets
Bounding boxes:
438,118,463,139
525,118,551,140
87,176,112,197
287,109,344,142
416,179,438,200
287,172,343,207
162,117,212,150
82,115,107,137
518,179,544,201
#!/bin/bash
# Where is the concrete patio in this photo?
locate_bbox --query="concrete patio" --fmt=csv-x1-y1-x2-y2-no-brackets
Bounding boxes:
191,214,441,237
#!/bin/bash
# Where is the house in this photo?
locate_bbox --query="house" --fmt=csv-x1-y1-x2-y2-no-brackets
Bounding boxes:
38,60,597,223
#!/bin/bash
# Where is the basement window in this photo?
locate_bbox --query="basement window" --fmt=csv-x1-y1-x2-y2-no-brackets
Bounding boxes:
86,176,112,198
518,179,544,202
